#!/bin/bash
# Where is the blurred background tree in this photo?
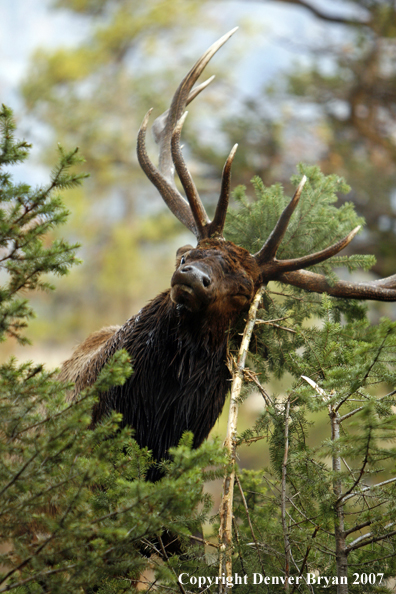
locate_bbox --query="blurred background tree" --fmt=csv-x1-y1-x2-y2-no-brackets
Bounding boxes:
276,0,396,277
3,0,396,350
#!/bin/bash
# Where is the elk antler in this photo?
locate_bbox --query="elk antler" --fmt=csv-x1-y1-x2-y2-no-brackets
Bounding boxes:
254,176,360,276
138,31,396,302
137,28,238,240
254,176,396,300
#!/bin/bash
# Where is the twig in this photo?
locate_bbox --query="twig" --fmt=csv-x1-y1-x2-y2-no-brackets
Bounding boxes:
289,526,320,594
157,534,187,594
338,388,396,422
232,517,247,575
335,329,392,412
238,435,267,446
235,474,266,576
337,431,371,505
347,525,396,553
330,407,348,593
0,564,78,593
342,476,396,503
243,368,273,406
189,534,219,549
256,318,296,334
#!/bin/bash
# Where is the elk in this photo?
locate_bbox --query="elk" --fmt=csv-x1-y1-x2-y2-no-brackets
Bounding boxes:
59,28,396,483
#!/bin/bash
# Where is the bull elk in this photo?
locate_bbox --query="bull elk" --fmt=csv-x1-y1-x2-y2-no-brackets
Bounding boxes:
60,29,396,483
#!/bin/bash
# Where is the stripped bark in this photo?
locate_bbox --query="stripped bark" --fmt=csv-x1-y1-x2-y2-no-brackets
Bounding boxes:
218,285,265,592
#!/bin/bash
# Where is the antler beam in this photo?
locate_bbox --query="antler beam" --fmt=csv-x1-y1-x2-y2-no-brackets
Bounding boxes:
137,28,238,240
278,269,396,301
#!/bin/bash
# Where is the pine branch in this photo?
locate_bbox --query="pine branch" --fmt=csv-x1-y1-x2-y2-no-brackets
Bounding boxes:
336,328,393,412
290,525,320,594
157,534,187,594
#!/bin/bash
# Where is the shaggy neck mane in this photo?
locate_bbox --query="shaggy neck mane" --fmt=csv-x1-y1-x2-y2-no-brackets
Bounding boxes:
91,290,232,481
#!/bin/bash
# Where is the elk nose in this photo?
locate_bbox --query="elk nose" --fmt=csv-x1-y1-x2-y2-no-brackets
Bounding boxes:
181,265,212,288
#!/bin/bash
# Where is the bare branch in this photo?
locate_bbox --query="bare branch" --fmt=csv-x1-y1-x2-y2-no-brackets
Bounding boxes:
347,523,396,553
337,430,371,504
342,476,396,503
245,0,371,27
242,367,273,406
289,526,320,594
345,519,377,538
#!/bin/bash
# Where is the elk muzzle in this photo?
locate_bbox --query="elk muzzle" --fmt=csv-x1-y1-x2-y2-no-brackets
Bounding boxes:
170,263,213,311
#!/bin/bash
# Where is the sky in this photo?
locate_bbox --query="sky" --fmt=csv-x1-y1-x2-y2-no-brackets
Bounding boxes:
0,0,89,107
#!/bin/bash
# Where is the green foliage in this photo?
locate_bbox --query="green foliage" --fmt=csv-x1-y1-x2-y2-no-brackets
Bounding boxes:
226,163,368,268
0,105,85,344
0,357,225,593
226,165,373,384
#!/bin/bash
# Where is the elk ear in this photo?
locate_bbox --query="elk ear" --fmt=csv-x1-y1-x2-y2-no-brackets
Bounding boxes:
175,244,194,266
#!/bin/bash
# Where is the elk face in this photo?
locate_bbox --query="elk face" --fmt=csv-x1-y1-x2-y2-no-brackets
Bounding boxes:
171,240,261,318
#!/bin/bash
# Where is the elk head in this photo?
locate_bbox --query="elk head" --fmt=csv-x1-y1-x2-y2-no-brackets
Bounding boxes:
137,28,396,318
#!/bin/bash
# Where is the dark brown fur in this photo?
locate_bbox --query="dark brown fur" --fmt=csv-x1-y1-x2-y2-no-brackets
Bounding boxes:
60,240,262,481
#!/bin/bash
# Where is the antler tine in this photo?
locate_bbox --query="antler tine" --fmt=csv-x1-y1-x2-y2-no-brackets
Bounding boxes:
278,269,396,301
138,28,238,240
165,28,239,135
171,112,209,239
254,175,307,265
137,110,197,234
259,226,361,279
186,76,215,107
151,75,216,188
157,28,238,186
209,144,239,238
